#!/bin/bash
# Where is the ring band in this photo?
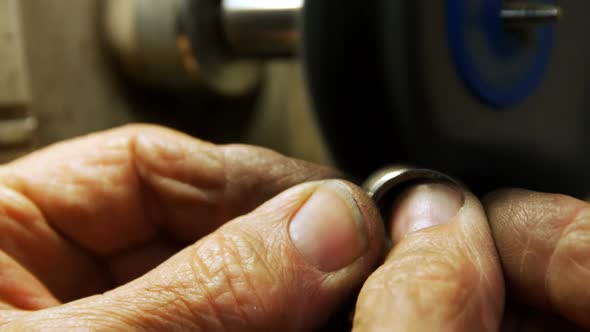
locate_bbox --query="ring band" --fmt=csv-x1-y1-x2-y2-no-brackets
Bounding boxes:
363,166,462,223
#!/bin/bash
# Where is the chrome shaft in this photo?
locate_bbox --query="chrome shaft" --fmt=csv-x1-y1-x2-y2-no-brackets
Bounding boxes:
501,2,562,25
219,1,562,58
222,0,302,57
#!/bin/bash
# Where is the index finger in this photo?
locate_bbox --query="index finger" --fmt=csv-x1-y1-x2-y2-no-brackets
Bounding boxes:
483,189,590,329
354,182,504,331
0,124,339,256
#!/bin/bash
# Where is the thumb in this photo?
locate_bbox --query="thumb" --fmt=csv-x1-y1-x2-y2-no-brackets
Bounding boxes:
354,182,505,332
7,180,385,331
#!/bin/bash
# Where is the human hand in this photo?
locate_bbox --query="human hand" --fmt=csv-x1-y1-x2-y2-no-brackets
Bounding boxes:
0,125,387,331
353,181,590,331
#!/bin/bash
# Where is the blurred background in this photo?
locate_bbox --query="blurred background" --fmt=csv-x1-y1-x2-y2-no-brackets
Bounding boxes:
0,0,332,165
3,0,590,196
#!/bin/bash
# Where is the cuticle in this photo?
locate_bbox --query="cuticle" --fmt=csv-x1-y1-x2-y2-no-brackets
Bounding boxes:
323,180,368,249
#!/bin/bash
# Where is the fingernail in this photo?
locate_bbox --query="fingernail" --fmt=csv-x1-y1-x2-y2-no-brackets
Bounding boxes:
289,181,367,272
390,182,465,243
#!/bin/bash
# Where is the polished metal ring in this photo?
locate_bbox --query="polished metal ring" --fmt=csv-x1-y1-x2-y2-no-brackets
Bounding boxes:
363,166,461,214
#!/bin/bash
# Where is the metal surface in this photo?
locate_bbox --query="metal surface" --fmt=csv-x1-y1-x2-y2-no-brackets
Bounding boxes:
180,0,264,96
222,0,302,57
501,2,562,25
103,0,195,89
303,0,396,178
103,0,262,95
446,0,556,107
363,166,460,233
363,166,461,205
420,0,590,195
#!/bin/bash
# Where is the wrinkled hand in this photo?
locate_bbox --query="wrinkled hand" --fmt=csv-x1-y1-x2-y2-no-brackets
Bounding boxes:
0,125,386,330
2,125,590,331
355,182,590,331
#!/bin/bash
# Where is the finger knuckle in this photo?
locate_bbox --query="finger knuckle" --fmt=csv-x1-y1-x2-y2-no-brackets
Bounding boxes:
557,208,590,252
542,209,590,317
483,191,577,263
404,254,477,309
184,231,277,329
220,143,336,192
551,209,590,282
370,236,482,322
117,123,172,135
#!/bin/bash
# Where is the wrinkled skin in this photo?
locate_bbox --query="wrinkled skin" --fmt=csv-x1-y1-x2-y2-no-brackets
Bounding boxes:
0,125,587,331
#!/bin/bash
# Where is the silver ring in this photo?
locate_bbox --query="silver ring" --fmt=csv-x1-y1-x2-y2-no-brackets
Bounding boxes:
363,165,462,211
